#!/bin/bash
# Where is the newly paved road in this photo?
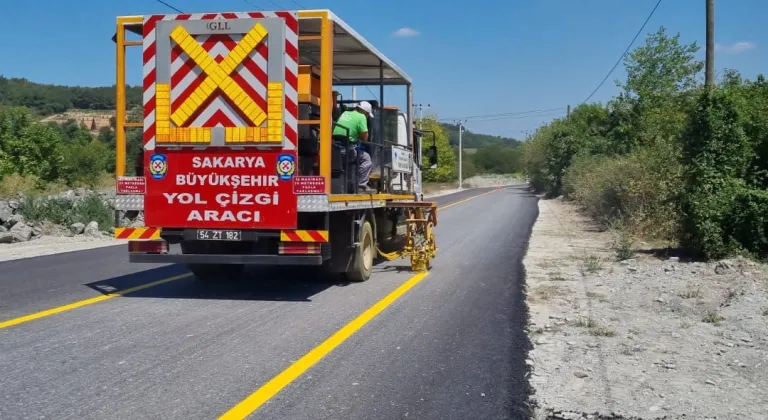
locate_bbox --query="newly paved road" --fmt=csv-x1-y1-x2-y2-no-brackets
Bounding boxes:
0,186,539,420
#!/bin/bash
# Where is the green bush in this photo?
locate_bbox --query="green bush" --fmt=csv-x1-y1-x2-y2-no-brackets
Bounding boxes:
727,188,768,258
562,143,682,239
18,193,112,228
680,90,754,259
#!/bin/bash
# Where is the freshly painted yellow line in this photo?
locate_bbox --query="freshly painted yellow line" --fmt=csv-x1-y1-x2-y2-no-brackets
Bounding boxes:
0,273,192,330
217,272,429,420
218,189,498,419
438,188,497,210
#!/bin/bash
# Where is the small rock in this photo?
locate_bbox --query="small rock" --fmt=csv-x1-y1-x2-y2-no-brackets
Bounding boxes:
70,222,85,235
480,393,486,397
628,267,638,272
740,337,753,343
620,259,637,266
0,225,7,233
0,206,12,224
664,364,676,370
573,371,589,378
536,338,551,345
715,260,734,274
664,265,676,272
61,190,76,201
525,359,534,367
705,379,717,386
6,214,24,228
649,405,660,412
8,200,19,210
9,222,33,242
655,298,666,304
84,221,102,238
738,362,747,368
668,257,680,262
0,232,13,244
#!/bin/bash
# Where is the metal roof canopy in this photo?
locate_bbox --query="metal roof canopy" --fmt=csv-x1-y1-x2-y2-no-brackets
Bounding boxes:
113,10,412,87
298,10,412,86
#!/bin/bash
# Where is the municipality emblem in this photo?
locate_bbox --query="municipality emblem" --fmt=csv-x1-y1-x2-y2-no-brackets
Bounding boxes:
148,153,168,180
276,154,295,181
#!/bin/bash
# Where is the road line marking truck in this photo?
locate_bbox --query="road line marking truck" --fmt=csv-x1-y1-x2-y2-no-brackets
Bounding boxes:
112,9,439,282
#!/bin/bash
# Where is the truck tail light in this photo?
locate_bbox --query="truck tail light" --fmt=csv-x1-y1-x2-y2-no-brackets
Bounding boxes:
128,240,168,254
279,243,321,255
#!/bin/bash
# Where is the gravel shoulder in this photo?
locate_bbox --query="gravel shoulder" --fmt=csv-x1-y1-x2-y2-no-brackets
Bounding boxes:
524,197,768,420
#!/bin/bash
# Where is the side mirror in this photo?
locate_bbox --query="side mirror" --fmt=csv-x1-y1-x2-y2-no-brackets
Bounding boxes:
426,145,438,169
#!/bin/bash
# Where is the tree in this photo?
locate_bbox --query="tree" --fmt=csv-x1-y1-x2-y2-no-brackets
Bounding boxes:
0,107,64,181
616,26,704,148
418,116,457,182
618,26,703,102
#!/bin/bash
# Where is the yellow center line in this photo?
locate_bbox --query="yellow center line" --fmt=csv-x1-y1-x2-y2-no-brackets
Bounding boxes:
0,188,497,332
217,188,498,419
0,273,192,330
438,188,497,210
217,271,429,419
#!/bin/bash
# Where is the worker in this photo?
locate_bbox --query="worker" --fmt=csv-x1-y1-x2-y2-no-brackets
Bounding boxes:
333,101,375,193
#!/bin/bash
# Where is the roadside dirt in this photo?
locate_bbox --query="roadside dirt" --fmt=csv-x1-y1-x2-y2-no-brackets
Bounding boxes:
523,197,768,420
0,236,125,262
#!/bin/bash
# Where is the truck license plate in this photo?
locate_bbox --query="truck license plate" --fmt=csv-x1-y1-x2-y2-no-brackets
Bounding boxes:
196,229,242,241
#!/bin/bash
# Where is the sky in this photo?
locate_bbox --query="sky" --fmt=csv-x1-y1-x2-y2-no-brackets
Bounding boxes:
1,0,766,139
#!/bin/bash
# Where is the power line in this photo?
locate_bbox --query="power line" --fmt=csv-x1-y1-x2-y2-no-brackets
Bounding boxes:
462,111,565,123
265,0,287,9
155,0,184,13
242,0,261,10
581,0,663,104
440,107,565,122
364,86,379,102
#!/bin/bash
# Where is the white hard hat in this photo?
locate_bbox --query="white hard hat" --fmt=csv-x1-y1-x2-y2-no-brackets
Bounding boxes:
357,101,373,117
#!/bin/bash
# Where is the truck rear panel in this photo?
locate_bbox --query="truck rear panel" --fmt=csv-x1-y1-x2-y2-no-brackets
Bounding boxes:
141,11,299,230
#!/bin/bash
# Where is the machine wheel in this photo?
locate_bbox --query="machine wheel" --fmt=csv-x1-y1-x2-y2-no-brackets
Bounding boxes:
345,220,374,282
187,264,244,282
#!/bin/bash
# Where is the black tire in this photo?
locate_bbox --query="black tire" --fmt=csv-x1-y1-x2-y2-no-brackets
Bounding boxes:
187,263,244,282
345,220,374,282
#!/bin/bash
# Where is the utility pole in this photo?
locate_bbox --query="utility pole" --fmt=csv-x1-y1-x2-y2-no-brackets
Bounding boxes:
414,103,430,129
705,0,715,88
352,86,356,101
455,120,465,189
566,104,571,119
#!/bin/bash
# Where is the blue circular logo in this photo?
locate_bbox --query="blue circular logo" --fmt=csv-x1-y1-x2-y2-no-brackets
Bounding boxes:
276,154,295,181
148,153,168,180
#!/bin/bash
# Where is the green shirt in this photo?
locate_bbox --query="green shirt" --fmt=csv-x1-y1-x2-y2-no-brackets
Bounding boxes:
333,110,368,143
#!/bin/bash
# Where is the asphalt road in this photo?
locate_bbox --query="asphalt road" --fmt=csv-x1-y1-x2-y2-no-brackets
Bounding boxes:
0,186,539,420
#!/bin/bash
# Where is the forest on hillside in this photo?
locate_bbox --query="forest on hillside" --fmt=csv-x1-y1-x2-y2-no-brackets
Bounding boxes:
440,122,519,149
0,76,142,116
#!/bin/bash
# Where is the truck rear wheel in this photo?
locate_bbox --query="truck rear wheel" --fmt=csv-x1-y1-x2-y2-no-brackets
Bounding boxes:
187,264,244,282
345,220,374,282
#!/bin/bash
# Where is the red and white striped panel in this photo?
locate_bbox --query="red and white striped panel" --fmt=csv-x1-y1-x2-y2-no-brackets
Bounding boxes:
142,11,298,151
